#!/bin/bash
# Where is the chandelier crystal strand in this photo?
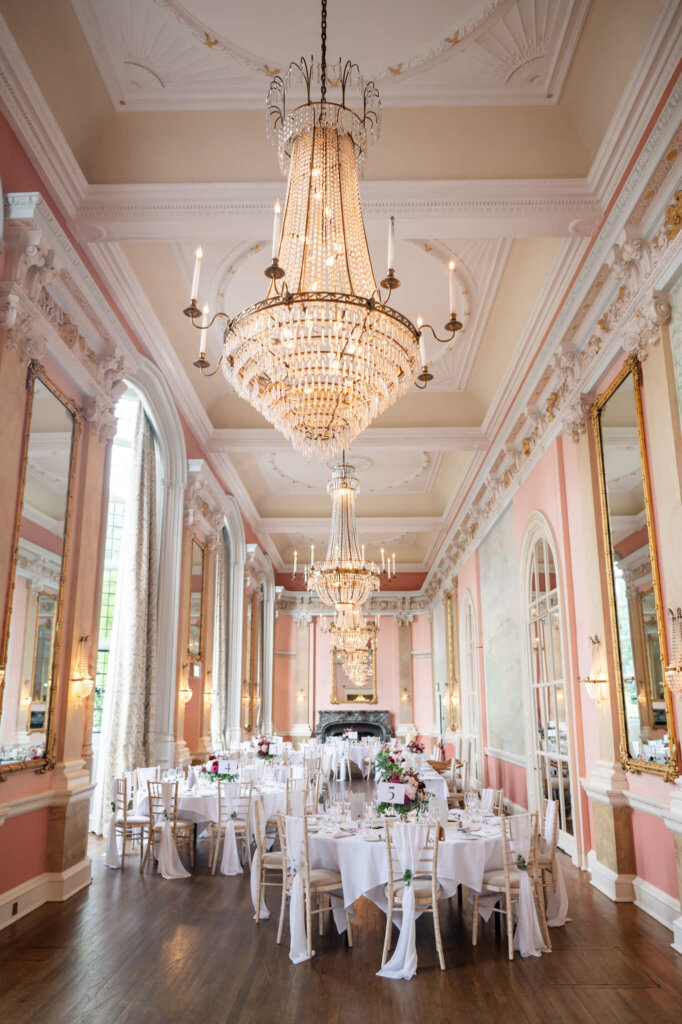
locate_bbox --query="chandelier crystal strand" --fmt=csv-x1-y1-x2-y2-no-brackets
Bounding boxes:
306,458,380,608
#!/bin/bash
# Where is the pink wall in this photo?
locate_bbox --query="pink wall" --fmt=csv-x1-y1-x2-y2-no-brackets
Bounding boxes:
0,809,50,895
273,615,296,737
629,809,678,898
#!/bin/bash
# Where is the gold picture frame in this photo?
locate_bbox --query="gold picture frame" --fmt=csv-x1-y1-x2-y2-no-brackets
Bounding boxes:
0,362,83,779
592,355,678,781
330,624,377,704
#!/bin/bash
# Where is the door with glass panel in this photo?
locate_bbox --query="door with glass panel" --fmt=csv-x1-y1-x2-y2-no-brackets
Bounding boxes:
527,536,575,854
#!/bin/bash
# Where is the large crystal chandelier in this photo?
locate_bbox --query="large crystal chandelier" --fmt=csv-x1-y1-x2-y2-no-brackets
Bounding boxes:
328,605,374,655
183,0,462,459
302,456,381,608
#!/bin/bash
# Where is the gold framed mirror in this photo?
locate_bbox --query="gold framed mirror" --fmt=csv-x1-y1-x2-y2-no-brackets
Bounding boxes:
592,355,678,780
330,623,377,704
0,362,82,777
187,537,205,659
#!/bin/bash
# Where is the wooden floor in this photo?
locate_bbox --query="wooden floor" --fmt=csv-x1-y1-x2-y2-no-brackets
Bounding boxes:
1,800,682,1024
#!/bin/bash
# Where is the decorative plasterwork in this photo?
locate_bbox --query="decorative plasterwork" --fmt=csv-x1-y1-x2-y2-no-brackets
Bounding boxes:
71,0,588,111
276,589,430,620
15,539,62,592
423,127,682,602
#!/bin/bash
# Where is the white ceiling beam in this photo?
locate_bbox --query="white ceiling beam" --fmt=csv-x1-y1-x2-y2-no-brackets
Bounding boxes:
258,517,444,535
72,178,602,243
205,426,488,453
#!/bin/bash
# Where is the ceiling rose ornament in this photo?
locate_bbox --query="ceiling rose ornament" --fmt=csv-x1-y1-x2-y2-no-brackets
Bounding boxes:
182,0,462,459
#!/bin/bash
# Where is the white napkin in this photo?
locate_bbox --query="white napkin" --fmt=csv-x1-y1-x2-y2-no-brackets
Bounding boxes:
431,798,448,828
376,823,428,980
157,781,190,880
480,789,494,814
509,815,545,957
186,766,198,790
219,781,243,876
250,801,272,920
286,815,313,963
544,801,569,927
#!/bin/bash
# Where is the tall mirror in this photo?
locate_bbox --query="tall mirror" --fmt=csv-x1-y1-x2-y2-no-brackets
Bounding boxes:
0,363,81,775
593,356,678,780
187,538,205,659
330,624,377,704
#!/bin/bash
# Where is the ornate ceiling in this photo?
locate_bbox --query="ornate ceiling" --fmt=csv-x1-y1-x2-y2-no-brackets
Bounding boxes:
0,0,678,586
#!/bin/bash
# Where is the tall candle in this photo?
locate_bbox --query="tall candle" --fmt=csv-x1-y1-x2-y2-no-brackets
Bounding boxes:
392,552,396,577
272,200,281,260
191,246,203,303
293,550,297,576
199,304,209,357
361,544,365,564
310,543,315,566
448,259,456,316
381,548,385,571
387,215,395,271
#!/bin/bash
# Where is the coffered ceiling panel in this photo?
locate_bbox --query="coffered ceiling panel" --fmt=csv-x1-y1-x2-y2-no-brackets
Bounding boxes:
72,0,589,110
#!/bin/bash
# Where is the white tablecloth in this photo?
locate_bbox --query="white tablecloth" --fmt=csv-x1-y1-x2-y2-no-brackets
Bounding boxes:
135,783,286,838
308,822,503,930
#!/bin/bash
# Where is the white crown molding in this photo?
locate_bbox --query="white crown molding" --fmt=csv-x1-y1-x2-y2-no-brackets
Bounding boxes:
258,516,443,536
587,1,682,206
206,426,489,453
72,177,602,243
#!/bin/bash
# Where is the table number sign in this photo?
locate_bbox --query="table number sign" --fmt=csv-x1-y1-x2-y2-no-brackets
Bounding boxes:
217,759,231,775
377,781,406,805
227,760,239,775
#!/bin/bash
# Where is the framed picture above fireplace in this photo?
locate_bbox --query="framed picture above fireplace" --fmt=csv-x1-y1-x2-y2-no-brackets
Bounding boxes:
330,624,377,704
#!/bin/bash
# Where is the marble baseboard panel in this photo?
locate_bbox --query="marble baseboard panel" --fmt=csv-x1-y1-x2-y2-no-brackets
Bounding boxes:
587,849,635,902
0,857,91,931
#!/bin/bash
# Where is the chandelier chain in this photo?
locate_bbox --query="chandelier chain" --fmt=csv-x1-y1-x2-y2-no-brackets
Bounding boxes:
320,0,327,103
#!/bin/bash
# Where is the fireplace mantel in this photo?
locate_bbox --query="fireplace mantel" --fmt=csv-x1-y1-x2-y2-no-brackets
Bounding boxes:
316,709,392,742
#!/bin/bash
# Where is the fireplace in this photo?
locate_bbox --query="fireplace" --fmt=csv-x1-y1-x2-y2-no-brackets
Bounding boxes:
316,710,392,742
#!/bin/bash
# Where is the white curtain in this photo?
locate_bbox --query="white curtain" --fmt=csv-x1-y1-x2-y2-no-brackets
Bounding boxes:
211,529,228,752
91,406,158,835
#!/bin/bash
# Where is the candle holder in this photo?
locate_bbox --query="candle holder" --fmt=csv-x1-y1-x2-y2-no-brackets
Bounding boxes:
182,299,202,320
264,257,286,280
415,366,434,390
380,269,401,291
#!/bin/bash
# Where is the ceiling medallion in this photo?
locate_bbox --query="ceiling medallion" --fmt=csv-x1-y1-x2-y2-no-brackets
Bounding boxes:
182,0,462,459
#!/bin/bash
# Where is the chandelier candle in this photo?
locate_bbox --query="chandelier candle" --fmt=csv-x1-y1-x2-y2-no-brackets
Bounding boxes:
387,215,395,273
449,260,456,317
271,201,281,261
200,304,209,358
191,247,203,304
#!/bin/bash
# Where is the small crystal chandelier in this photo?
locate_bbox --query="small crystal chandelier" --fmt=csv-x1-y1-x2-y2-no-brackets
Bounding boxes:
665,607,682,696
328,605,374,655
183,0,462,459
296,455,389,608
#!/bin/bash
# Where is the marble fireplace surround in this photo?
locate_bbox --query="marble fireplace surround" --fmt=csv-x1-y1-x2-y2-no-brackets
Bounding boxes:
316,710,392,742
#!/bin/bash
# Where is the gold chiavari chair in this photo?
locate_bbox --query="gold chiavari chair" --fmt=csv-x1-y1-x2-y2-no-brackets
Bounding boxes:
140,780,194,872
471,811,551,959
112,776,150,870
275,812,352,957
535,797,560,915
382,821,445,971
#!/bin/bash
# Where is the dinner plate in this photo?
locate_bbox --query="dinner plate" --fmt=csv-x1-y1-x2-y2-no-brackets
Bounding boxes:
361,833,383,842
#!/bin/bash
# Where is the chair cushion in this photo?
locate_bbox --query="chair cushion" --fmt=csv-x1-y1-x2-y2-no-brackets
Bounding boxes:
481,868,521,889
386,878,440,901
262,852,283,869
116,815,149,826
308,868,343,889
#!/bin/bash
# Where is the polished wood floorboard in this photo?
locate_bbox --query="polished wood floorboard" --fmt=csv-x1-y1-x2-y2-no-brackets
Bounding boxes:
1,790,681,1024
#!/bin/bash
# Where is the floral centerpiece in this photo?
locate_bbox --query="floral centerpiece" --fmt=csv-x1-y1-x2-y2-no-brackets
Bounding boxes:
407,739,425,754
375,745,429,818
200,755,237,782
252,735,275,759
341,728,357,739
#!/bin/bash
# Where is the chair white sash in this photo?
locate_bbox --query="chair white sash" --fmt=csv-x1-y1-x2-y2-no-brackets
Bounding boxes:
250,803,271,920
480,789,495,814
220,781,243,876
509,815,544,957
158,781,190,880
376,823,428,981
544,801,569,927
285,815,313,964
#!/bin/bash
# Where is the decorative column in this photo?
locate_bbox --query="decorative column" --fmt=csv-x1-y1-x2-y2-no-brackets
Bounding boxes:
291,608,312,747
155,478,186,768
396,612,415,739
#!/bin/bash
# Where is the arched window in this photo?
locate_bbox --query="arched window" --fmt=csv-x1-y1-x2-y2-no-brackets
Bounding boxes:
525,529,574,845
459,591,482,784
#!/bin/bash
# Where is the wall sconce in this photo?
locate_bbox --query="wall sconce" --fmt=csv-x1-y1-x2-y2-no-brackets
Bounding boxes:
666,607,682,695
204,689,213,706
72,635,95,703
400,687,410,703
241,681,251,706
296,688,306,704
178,663,193,706
581,635,609,704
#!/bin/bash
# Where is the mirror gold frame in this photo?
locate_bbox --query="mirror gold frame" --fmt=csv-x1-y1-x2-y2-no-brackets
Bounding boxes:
187,536,206,660
0,362,83,779
330,624,377,704
592,355,678,781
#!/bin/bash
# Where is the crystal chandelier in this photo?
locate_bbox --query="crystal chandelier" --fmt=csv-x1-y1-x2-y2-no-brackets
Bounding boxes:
299,456,384,608
328,605,374,655
183,0,462,459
